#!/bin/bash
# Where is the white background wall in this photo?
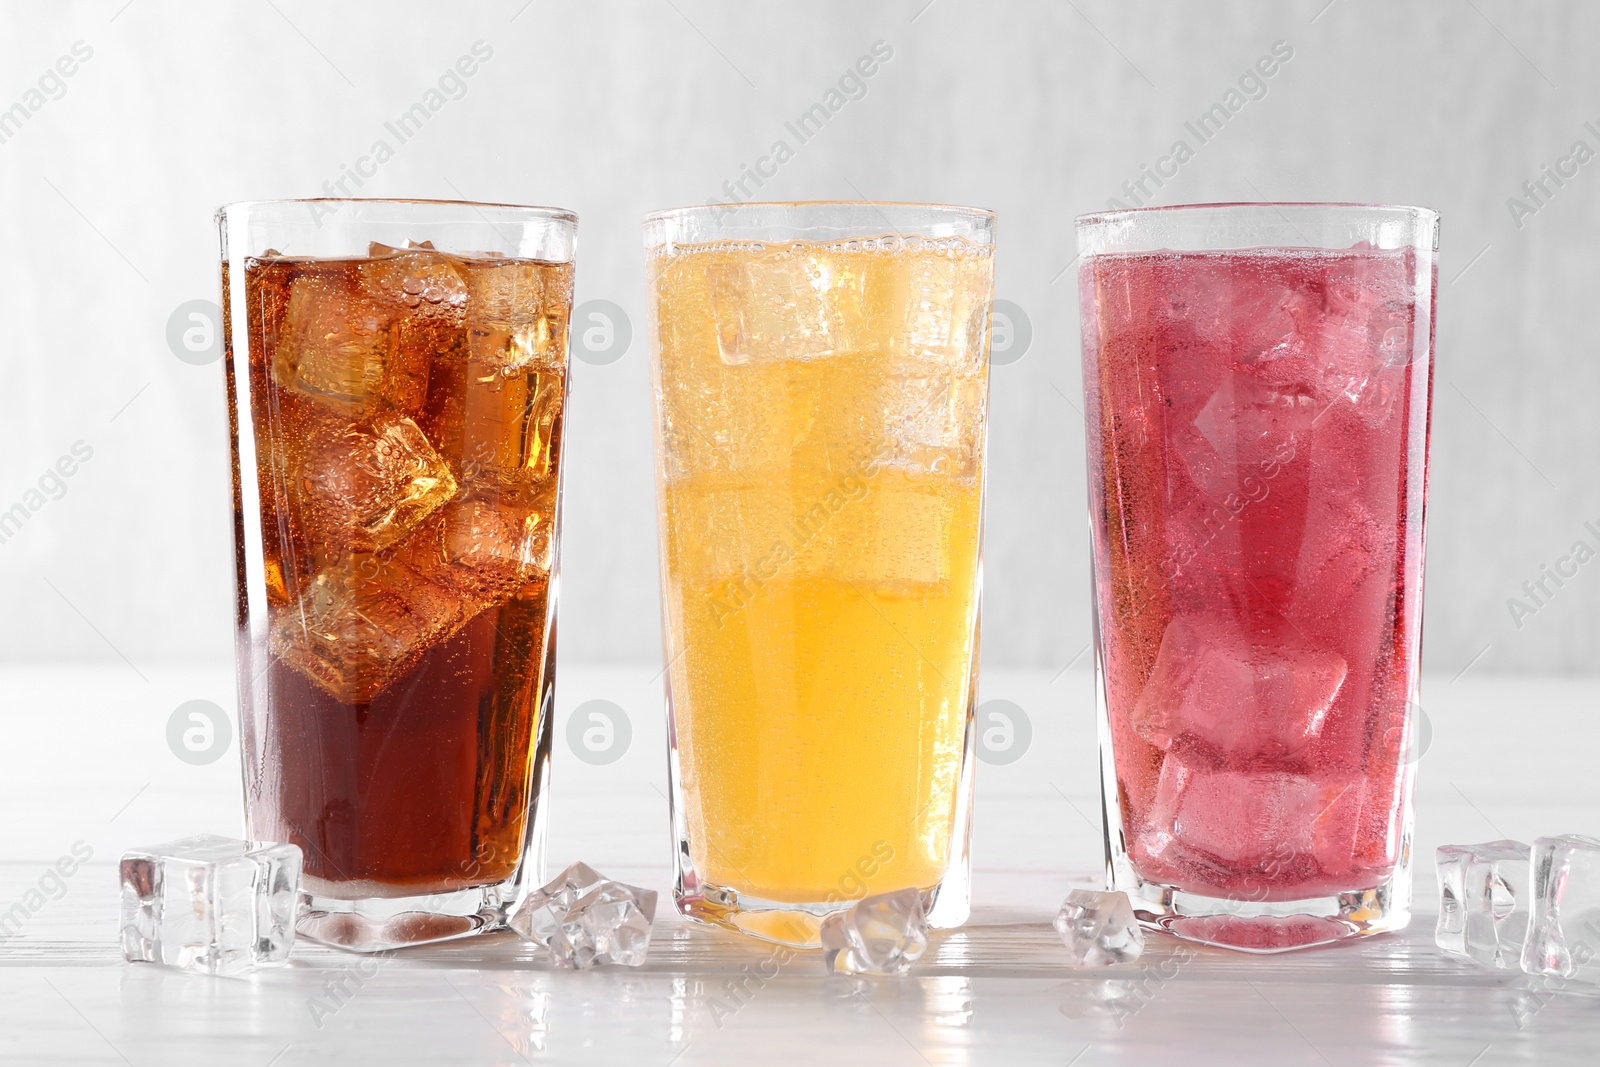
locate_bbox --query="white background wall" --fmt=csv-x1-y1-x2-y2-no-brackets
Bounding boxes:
0,0,1595,676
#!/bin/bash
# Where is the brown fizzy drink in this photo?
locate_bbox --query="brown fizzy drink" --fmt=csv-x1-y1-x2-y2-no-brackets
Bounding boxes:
228,243,568,895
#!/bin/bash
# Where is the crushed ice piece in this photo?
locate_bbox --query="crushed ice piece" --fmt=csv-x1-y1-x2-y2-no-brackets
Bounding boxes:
818,888,928,976
1054,889,1144,967
506,862,657,969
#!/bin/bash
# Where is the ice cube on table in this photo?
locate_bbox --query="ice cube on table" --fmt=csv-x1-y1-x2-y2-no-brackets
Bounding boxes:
506,862,656,969
273,273,433,416
1054,889,1144,968
120,835,301,977
1133,616,1345,759
1435,844,1472,955
818,888,928,977
293,410,458,553
1522,835,1600,983
1432,840,1531,968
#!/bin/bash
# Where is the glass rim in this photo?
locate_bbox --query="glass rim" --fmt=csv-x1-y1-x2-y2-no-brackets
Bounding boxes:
643,199,997,226
215,197,578,224
1075,201,1438,228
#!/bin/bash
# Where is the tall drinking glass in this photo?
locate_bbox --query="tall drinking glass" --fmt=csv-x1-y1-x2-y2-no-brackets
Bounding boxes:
1077,203,1437,951
218,199,575,951
645,202,995,944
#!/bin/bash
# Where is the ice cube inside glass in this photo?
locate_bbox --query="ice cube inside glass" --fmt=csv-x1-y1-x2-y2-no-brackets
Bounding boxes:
120,835,301,976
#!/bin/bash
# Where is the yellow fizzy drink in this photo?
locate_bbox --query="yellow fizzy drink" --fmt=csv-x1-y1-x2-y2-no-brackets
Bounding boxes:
649,234,992,908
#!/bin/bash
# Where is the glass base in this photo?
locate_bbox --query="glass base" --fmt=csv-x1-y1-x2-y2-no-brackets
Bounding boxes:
297,881,515,952
665,704,977,949
1117,868,1411,953
675,872,968,948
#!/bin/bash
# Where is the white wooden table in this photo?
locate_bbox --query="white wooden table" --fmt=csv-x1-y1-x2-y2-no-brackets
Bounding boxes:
2,664,1596,1065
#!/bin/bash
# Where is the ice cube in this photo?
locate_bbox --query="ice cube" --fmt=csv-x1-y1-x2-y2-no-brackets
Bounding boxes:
505,862,656,969
272,488,550,704
464,257,569,377
900,251,988,372
1304,281,1392,404
293,410,458,553
1308,776,1368,877
406,495,548,598
273,272,432,416
120,835,301,977
360,243,468,317
1173,268,1300,365
469,316,567,379
1053,889,1144,967
420,362,565,494
1132,617,1346,759
814,479,954,590
1522,835,1600,982
1147,753,1322,868
818,888,928,977
270,556,468,704
1278,254,1419,425
1191,372,1314,483
878,372,986,479
1432,840,1531,968
708,250,867,365
465,256,557,328
1435,844,1471,955
1287,496,1391,629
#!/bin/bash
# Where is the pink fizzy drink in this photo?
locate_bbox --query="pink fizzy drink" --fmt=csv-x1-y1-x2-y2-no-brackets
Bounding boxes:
1077,204,1437,952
